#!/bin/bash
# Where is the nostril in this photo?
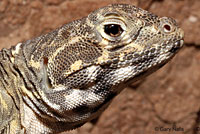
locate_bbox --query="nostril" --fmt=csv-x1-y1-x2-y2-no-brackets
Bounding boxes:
159,17,175,33
163,24,171,32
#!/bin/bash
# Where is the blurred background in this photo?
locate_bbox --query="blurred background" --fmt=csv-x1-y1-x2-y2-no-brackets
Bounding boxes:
0,0,199,134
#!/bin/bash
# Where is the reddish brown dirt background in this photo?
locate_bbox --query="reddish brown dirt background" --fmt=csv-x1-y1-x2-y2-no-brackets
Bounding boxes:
0,0,199,134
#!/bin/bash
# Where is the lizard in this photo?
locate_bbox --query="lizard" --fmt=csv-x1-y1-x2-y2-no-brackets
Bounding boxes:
0,4,184,134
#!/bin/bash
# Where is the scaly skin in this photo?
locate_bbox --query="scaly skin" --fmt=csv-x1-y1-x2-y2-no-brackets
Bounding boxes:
0,4,184,134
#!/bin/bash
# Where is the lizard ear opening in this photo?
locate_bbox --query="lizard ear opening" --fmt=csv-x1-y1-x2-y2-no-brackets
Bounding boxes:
43,57,53,89
43,57,48,65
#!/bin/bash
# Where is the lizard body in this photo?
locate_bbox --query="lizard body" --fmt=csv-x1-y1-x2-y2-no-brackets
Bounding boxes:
0,4,184,134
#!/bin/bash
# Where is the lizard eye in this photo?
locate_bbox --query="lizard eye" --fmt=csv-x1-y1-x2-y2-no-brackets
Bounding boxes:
97,18,127,41
104,24,124,37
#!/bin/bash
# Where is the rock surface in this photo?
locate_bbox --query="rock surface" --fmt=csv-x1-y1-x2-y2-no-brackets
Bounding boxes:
0,0,199,134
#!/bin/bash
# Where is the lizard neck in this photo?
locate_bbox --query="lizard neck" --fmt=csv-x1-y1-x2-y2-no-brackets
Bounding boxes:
0,46,23,110
8,42,58,133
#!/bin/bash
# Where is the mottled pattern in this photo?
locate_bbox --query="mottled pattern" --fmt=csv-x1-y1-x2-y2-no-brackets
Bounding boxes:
0,4,184,134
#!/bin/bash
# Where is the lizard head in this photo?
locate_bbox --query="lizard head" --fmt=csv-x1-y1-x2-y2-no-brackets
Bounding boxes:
26,4,184,131
76,3,185,88
87,4,184,71
45,4,184,87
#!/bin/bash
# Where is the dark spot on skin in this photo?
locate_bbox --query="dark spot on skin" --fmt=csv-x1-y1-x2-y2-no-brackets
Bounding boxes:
43,57,48,65
73,104,91,114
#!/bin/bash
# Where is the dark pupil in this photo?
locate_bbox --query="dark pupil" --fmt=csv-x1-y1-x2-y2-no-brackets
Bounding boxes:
104,24,123,37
